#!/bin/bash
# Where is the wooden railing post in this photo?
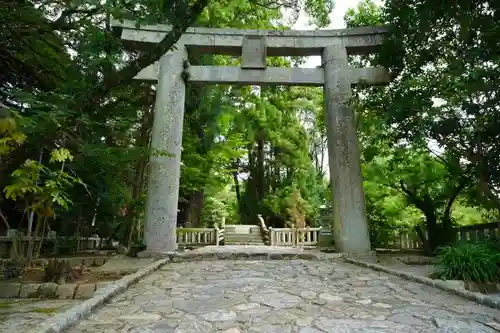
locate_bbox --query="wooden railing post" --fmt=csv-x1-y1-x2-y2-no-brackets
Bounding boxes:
392,222,500,251
257,214,270,245
215,227,220,246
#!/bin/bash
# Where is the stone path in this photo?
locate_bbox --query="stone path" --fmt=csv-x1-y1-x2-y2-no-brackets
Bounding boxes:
0,299,81,332
65,259,500,333
376,254,435,277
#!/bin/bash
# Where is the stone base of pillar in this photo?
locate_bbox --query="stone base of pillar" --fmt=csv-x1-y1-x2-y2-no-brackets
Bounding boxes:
343,250,377,263
137,250,177,260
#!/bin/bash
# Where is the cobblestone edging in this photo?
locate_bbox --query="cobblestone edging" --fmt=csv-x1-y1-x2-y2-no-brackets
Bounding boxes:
0,281,112,299
33,257,171,333
344,257,500,310
0,257,109,267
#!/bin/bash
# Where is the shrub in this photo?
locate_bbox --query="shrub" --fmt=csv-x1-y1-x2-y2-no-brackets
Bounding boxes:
2,261,24,280
487,238,500,252
127,241,147,257
44,259,72,283
433,242,500,283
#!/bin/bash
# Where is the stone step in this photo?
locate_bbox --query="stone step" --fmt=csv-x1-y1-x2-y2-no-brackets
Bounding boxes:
224,233,263,238
225,235,263,239
224,242,265,245
225,241,265,245
225,237,264,243
224,227,266,245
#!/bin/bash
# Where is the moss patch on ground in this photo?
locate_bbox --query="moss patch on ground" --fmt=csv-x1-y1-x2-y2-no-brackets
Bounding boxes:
29,307,58,314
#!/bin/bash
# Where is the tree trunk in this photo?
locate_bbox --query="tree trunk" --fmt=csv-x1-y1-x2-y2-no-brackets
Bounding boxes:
232,159,241,205
233,171,241,204
126,90,154,247
26,214,43,266
188,191,204,228
256,133,266,202
424,211,438,254
177,200,191,227
35,217,48,258
401,185,438,255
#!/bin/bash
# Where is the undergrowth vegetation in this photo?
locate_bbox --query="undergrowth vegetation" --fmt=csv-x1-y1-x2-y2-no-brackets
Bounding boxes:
433,241,500,283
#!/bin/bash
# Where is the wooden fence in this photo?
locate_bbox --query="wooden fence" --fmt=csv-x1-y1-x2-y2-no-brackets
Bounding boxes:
392,222,500,250
2,222,496,255
0,236,106,258
269,227,322,247
176,227,224,247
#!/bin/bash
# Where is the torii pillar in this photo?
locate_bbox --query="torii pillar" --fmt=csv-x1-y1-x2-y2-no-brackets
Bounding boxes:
112,20,390,258
322,44,371,258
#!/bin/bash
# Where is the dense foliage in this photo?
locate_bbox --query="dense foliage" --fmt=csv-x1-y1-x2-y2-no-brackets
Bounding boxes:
0,0,499,259
433,242,500,283
345,0,500,253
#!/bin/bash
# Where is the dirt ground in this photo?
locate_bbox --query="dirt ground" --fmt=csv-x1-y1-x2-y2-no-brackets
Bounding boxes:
5,267,126,285
95,255,155,273
1,255,155,285
0,298,81,332
375,252,436,277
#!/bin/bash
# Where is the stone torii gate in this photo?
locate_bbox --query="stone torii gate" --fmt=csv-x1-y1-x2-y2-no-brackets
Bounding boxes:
112,20,390,258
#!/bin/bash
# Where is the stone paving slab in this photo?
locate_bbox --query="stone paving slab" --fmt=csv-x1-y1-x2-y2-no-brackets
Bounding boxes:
140,246,342,262
64,259,500,333
192,245,311,253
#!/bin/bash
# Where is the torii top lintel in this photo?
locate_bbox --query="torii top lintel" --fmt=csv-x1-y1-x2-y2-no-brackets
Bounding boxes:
111,19,387,57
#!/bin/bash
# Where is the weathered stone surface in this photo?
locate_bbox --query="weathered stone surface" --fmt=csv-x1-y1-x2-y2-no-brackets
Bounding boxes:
248,325,292,333
68,259,83,267
19,283,41,298
322,44,372,256
201,309,237,322
128,320,178,333
96,281,112,290
0,283,21,298
372,302,392,309
113,19,387,58
56,284,77,299
432,318,498,332
250,292,302,309
32,259,48,267
318,293,343,303
119,313,163,322
465,281,500,293
39,282,58,298
355,299,372,305
346,257,500,309
300,290,317,300
93,258,105,266
445,280,466,290
315,318,407,332
174,316,212,333
74,284,96,299
220,328,241,333
173,296,245,315
143,49,187,253
64,259,500,333
0,299,81,333
241,36,266,69
484,322,500,331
